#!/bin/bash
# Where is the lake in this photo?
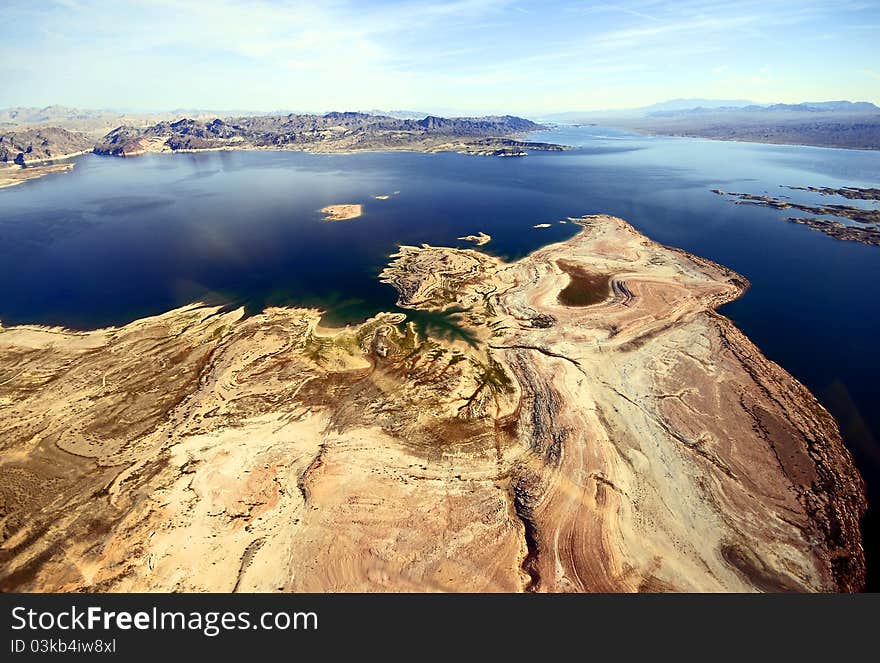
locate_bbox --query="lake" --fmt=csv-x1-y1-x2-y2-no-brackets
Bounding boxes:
2,126,878,588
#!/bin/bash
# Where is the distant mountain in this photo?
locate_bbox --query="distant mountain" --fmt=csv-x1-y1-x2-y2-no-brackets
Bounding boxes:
647,100,880,118
0,105,103,125
362,109,431,120
0,106,265,139
541,98,754,123
543,99,880,124
745,101,879,113
642,98,754,112
572,100,880,150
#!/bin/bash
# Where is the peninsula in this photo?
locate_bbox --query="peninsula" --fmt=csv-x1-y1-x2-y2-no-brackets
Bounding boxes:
0,215,864,592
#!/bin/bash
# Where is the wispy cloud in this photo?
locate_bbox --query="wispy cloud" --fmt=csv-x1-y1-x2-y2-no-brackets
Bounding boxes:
0,0,877,113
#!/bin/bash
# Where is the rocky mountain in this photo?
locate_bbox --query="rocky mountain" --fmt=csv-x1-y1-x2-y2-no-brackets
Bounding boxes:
94,112,547,156
0,127,94,166
362,109,431,119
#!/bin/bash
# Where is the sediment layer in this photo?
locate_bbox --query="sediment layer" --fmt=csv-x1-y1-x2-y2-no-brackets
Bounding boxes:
0,215,865,592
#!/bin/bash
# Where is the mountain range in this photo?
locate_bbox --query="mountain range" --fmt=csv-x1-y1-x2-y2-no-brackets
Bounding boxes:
0,112,556,168
542,100,880,150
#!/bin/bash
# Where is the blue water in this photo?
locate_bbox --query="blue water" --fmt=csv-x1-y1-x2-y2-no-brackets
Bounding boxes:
2,126,879,587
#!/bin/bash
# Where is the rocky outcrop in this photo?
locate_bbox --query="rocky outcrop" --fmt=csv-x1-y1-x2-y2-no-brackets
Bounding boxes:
0,127,93,165
0,215,864,592
712,188,880,246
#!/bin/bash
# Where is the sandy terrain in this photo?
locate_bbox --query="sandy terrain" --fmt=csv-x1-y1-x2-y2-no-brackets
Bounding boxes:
0,215,865,592
320,204,363,221
0,162,75,189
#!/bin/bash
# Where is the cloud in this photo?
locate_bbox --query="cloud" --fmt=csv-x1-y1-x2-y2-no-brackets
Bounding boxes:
0,0,877,113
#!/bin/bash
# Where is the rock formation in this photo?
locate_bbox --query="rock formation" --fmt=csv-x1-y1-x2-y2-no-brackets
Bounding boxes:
0,215,865,592
92,113,562,157
0,127,93,166
0,127,95,188
712,188,880,246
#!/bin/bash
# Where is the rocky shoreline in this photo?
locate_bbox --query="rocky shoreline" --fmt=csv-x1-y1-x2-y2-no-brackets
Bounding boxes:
0,215,865,592
0,126,96,188
712,188,880,246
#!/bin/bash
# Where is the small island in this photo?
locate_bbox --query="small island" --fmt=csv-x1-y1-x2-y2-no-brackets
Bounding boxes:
320,204,363,221
457,231,491,246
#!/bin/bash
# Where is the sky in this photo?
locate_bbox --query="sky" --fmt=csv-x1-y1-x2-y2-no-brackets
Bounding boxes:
1,0,878,115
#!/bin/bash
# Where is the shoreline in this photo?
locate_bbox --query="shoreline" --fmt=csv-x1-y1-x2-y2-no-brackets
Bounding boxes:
0,161,77,189
0,147,94,188
0,214,864,592
0,138,569,190
102,142,569,158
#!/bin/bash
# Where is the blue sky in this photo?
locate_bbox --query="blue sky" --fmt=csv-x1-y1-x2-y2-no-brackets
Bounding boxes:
1,0,878,114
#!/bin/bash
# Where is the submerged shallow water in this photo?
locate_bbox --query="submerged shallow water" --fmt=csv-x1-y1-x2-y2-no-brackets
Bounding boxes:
2,126,879,587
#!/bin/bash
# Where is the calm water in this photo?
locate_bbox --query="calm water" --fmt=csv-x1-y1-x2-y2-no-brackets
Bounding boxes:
2,127,879,588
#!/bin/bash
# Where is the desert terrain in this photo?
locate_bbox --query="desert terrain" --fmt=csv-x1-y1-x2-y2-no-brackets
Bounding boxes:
0,215,865,592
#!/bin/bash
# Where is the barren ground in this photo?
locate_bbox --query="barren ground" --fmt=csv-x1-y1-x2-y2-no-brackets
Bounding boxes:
0,215,865,592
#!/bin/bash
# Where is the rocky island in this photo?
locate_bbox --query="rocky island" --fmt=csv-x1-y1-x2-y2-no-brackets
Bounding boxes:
0,214,864,592
321,204,363,221
712,187,880,245
457,232,492,246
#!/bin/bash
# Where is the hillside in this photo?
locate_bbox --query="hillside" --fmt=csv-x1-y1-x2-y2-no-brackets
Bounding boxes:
93,112,550,156
0,127,94,165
